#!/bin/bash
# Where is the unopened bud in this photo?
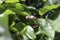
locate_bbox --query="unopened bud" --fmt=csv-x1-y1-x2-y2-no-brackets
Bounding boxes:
26,15,36,20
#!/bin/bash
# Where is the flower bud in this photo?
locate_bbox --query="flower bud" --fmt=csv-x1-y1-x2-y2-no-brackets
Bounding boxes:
26,15,36,20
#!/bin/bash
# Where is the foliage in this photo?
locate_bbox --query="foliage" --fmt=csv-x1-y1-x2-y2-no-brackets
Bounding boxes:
0,0,60,40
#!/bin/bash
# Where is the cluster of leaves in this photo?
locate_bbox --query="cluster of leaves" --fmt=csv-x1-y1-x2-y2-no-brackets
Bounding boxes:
0,0,60,40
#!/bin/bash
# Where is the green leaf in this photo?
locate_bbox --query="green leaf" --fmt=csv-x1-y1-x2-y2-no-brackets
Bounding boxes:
15,3,24,11
21,0,26,2
5,3,15,9
10,22,18,32
23,35,29,40
0,9,15,29
14,22,26,31
0,5,6,14
25,26,36,40
20,26,27,35
11,8,30,16
21,12,30,16
10,27,18,32
49,14,60,32
0,2,3,4
37,18,55,38
3,9,15,15
39,5,60,16
5,3,25,11
13,22,27,36
6,0,19,3
14,10,30,16
42,0,47,2
0,10,14,40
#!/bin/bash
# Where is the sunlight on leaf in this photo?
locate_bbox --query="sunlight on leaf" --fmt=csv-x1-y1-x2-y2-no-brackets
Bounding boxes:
6,0,19,3
25,26,36,40
39,5,60,16
37,18,55,39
